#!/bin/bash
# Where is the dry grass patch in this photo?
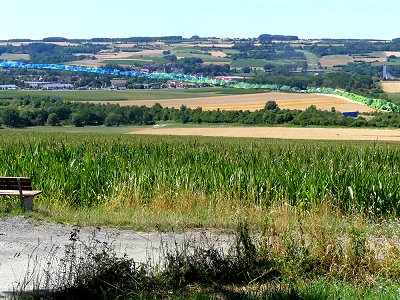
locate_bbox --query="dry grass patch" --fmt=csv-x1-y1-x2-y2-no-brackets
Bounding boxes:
34,194,266,231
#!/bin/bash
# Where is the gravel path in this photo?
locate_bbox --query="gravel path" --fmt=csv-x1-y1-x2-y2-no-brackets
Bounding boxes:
0,216,232,298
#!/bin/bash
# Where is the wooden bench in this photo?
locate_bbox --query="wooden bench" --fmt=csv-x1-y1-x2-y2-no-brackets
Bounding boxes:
0,177,42,211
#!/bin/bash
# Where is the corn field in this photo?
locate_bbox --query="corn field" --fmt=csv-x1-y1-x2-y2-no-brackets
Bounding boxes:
1,131,400,215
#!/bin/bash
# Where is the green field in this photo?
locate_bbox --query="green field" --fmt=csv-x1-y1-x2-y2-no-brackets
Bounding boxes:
221,49,240,55
2,131,400,216
298,50,320,66
386,93,400,104
172,46,200,51
0,87,267,102
103,55,168,66
231,59,272,68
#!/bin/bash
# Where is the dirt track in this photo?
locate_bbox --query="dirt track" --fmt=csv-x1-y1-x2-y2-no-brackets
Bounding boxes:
132,126,400,142
89,92,375,113
0,216,231,296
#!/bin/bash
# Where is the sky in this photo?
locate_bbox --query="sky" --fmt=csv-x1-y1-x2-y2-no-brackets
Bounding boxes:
1,0,399,40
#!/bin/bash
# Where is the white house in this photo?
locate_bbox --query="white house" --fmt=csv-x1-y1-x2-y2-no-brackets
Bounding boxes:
0,85,18,90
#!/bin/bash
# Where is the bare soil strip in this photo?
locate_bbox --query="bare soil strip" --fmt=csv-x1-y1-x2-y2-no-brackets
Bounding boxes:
89,92,375,113
132,127,400,142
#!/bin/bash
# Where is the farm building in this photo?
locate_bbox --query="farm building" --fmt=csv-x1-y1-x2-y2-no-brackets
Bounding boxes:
25,81,74,90
25,81,51,88
41,83,74,90
0,84,17,90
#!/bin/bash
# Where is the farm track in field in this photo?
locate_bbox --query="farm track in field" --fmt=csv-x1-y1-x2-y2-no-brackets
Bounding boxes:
0,216,232,294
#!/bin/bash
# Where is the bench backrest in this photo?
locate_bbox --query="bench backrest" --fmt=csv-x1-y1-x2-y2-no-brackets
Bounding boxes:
0,177,32,191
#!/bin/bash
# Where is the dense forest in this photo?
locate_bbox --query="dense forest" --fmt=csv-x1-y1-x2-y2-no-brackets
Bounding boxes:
305,39,400,56
0,95,399,129
249,72,385,99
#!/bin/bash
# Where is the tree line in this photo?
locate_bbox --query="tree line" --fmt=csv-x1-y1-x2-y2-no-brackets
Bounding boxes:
1,95,400,129
305,40,400,57
0,43,106,64
250,72,384,99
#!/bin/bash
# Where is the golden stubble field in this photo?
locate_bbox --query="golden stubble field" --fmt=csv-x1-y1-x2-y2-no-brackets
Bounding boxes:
132,127,400,142
381,81,400,93
89,92,375,113
68,50,165,67
320,55,386,67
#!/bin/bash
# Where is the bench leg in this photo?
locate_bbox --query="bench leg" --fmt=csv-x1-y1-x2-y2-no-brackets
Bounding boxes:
21,196,34,211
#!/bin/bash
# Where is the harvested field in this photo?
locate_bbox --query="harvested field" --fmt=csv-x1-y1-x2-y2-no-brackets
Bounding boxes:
320,54,386,67
132,126,400,142
381,81,400,93
385,51,400,57
354,57,387,63
68,60,106,67
69,51,138,67
209,51,227,58
69,50,164,67
89,92,376,113
171,43,234,48
202,61,230,66
320,55,353,67
96,51,138,59
114,43,137,48
129,49,164,56
0,53,30,61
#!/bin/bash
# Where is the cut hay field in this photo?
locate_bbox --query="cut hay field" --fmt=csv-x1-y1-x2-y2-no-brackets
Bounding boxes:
68,50,166,67
320,53,386,67
0,88,266,102
381,81,400,93
320,55,354,67
89,92,376,112
385,51,400,57
132,126,400,142
0,53,30,61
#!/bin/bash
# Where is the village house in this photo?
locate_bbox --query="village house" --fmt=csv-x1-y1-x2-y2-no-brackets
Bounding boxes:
0,84,18,90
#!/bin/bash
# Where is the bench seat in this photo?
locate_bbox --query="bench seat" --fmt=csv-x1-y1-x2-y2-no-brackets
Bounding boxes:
0,190,42,197
0,177,42,211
